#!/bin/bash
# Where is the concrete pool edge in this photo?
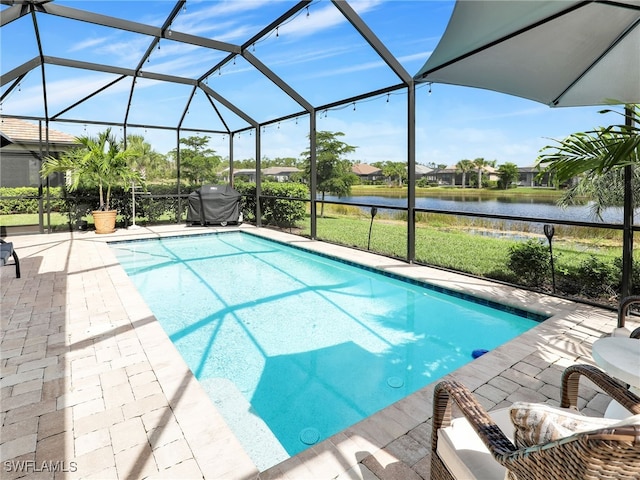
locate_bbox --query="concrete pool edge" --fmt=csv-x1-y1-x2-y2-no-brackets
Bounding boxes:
2,223,633,480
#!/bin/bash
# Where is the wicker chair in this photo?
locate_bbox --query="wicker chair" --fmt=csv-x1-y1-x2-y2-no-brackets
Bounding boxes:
431,364,640,480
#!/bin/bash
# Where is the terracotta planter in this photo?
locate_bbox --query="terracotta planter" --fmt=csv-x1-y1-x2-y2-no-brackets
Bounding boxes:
92,210,117,234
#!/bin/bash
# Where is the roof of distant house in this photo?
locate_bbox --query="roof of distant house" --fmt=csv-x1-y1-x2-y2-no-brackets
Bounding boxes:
262,166,301,175
440,164,498,173
352,163,382,175
0,117,77,145
415,164,434,174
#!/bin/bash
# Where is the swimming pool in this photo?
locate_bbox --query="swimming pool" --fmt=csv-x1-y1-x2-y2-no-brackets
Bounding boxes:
110,231,545,469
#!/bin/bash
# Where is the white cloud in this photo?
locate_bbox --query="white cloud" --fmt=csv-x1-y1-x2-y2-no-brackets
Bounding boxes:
68,37,110,52
268,43,356,67
398,51,433,64
303,58,387,79
275,0,382,39
170,0,273,40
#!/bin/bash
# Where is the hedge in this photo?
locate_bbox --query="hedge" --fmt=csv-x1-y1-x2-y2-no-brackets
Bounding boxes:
235,181,309,227
0,187,66,214
2,182,310,228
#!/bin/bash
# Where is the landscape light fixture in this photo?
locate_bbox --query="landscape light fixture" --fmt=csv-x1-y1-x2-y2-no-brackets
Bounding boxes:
544,224,556,293
368,207,378,250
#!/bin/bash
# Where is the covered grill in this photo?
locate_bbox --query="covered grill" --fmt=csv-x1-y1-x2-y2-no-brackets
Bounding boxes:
186,184,242,226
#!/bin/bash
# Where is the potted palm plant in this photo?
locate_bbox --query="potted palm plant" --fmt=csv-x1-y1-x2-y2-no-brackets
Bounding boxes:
41,128,143,234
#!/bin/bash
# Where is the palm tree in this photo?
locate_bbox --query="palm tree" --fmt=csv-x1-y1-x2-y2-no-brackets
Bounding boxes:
473,157,489,189
537,106,639,183
381,161,406,186
557,167,640,219
41,128,142,212
455,159,474,188
537,105,639,299
538,109,640,218
126,134,165,180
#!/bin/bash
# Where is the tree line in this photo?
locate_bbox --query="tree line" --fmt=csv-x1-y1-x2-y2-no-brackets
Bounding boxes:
131,130,523,193
75,106,638,219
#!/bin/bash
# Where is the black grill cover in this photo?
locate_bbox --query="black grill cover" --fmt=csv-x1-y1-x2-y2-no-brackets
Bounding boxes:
186,184,241,226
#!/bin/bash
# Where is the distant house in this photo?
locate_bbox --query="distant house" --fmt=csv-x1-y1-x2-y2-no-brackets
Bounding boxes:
221,166,302,183
431,164,553,187
222,168,256,183
353,163,484,184
425,164,500,186
480,165,499,184
262,166,301,182
0,118,76,187
230,168,256,182
415,164,436,181
518,165,553,187
352,163,382,182
435,165,458,185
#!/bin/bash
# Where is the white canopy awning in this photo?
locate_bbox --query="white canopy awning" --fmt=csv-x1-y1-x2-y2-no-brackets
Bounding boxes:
414,1,640,107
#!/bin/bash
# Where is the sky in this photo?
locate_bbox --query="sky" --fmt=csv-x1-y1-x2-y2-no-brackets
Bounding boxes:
0,0,623,167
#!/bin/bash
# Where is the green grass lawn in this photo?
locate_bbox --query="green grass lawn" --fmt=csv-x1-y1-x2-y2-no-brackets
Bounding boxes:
303,214,623,284
0,213,71,229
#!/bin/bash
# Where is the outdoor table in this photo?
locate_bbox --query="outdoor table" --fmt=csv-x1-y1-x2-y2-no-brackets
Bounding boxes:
592,336,640,418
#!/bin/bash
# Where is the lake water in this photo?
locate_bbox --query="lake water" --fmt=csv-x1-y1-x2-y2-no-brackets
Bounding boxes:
323,194,629,224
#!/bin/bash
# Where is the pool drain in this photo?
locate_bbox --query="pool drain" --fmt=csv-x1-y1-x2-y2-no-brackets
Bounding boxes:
299,427,321,445
387,376,404,388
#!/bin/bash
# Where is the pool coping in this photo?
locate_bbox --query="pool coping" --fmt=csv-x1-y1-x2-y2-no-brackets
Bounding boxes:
1,223,633,480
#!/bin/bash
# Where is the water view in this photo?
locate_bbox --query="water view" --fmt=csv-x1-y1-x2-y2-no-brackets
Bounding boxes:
324,194,629,224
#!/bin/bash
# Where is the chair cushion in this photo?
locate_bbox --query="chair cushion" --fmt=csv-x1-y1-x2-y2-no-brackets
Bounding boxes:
438,403,640,480
437,407,512,480
0,242,13,265
509,402,620,448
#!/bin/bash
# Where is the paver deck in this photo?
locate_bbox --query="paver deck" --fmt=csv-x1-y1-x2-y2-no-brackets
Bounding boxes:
2,224,637,480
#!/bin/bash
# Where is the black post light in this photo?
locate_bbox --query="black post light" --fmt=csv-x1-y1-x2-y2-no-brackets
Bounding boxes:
544,224,556,293
368,207,378,250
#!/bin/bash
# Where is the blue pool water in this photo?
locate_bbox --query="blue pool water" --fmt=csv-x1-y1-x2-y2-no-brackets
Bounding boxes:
110,231,544,468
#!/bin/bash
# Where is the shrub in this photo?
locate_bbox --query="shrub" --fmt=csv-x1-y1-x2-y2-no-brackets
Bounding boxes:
235,181,308,227
574,255,618,297
135,184,183,224
613,257,640,296
0,187,66,214
507,239,551,287
234,181,256,221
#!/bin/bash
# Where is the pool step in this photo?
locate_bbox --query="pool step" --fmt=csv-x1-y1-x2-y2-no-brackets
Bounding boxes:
198,377,289,471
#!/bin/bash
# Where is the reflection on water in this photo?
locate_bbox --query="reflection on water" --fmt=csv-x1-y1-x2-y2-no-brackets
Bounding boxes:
323,194,628,224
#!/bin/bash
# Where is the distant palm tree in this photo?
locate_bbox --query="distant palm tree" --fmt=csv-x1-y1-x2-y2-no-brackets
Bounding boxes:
126,135,165,180
473,157,489,188
456,159,474,188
